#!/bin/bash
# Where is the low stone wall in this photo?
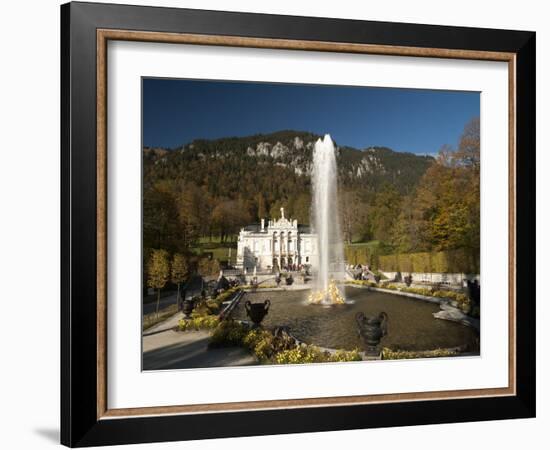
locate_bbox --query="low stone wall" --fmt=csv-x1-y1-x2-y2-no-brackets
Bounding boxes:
370,286,442,304
218,290,244,320
243,274,275,284
380,271,480,287
242,284,311,292
433,308,480,332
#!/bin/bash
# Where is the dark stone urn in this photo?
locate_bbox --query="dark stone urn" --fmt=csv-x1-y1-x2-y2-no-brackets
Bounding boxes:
355,312,388,358
182,298,195,319
245,299,271,327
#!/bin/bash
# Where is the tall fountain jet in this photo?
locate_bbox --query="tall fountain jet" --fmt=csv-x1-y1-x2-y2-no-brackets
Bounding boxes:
308,134,346,305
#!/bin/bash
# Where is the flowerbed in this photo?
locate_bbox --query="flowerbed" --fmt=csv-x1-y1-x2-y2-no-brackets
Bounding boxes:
274,346,362,364
208,320,362,364
177,287,239,331
177,315,219,331
348,280,472,314
381,347,458,360
244,284,278,289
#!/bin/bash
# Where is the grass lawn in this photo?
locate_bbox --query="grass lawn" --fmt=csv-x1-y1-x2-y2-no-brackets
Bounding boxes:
197,236,237,246
143,303,179,331
345,240,390,255
346,240,382,249
191,235,238,265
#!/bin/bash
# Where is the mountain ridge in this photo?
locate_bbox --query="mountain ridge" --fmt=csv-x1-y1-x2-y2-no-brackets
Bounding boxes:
146,129,434,158
144,130,434,195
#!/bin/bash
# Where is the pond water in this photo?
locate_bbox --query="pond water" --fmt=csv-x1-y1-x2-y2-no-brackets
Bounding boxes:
232,287,479,353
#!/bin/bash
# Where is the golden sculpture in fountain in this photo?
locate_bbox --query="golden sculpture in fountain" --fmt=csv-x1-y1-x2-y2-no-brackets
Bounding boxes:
307,279,346,305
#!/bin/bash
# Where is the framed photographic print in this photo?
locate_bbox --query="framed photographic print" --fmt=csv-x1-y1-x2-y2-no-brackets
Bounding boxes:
61,1,536,447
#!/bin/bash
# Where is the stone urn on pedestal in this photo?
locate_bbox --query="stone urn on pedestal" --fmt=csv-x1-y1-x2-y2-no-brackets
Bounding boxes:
182,298,195,319
355,311,388,359
245,299,271,327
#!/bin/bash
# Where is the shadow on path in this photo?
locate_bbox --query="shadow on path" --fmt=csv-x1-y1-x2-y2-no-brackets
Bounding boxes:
143,331,257,370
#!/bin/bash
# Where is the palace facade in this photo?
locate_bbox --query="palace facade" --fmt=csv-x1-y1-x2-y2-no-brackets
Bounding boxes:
236,208,317,272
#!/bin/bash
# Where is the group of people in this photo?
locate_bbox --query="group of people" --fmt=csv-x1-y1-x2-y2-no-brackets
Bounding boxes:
276,263,304,273
275,273,294,286
348,264,379,282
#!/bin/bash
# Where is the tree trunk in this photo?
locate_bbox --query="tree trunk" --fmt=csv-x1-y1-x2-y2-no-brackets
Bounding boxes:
176,282,181,310
156,289,161,319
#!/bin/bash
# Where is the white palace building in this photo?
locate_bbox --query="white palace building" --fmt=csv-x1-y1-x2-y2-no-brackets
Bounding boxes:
236,208,317,272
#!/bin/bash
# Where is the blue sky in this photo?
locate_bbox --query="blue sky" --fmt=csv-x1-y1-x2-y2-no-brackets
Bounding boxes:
142,78,479,154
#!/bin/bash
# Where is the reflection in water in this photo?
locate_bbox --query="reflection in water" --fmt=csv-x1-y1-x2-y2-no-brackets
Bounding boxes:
233,287,479,352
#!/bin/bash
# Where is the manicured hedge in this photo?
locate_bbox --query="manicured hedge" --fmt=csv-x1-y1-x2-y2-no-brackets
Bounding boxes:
344,244,380,268
345,245,478,274
379,249,478,274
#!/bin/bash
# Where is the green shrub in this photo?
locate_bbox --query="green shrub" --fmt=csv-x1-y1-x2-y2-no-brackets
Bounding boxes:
431,290,471,312
178,315,219,331
239,328,275,360
208,320,248,347
210,325,296,362
329,349,363,362
401,286,432,296
187,287,240,318
378,249,478,274
344,241,388,269
203,311,364,365
212,287,239,304
275,346,326,364
374,284,473,315
205,299,221,314
459,300,472,314
251,334,277,361
274,345,363,364
190,303,211,318
241,328,265,348
347,279,377,288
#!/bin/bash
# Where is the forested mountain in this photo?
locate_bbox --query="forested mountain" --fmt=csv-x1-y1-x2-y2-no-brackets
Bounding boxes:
143,121,479,263
143,130,433,244
145,130,432,200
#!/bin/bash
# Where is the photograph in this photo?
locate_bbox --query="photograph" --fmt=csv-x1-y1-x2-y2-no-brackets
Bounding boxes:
54,1,537,446
141,78,481,370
